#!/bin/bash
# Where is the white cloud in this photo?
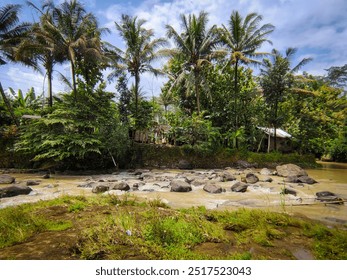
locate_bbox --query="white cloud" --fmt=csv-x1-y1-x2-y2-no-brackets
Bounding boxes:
13,0,343,96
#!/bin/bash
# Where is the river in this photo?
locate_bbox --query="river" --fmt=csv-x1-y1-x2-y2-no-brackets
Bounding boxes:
1,162,346,225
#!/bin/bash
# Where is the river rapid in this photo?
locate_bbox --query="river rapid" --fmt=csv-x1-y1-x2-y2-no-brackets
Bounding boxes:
1,162,346,226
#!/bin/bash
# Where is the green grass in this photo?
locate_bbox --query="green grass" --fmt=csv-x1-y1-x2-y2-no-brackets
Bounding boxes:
0,203,72,249
0,195,346,260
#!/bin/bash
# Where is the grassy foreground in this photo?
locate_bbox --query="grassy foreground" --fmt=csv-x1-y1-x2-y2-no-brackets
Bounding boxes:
0,194,346,260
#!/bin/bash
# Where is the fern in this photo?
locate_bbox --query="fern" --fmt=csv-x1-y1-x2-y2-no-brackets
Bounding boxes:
15,86,129,169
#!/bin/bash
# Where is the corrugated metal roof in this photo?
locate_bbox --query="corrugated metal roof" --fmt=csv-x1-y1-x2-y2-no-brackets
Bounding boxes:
257,127,292,138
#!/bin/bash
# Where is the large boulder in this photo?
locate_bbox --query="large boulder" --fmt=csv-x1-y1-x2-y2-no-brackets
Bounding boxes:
276,164,308,177
221,171,236,182
231,182,248,193
170,180,192,192
0,185,32,198
92,184,110,194
110,181,130,191
26,180,41,186
203,184,223,194
0,174,15,184
260,168,273,176
245,173,259,184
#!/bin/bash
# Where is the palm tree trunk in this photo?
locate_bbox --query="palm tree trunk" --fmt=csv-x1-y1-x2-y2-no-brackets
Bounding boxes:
70,60,77,101
274,99,278,151
195,70,200,114
234,60,239,149
0,82,19,126
134,71,140,121
47,68,53,107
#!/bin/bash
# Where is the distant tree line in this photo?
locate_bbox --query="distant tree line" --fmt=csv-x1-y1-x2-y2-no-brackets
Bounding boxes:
0,1,346,169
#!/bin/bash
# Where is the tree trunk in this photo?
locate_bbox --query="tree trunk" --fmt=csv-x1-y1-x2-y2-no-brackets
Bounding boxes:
274,99,278,151
194,70,200,114
0,82,19,126
47,68,53,107
134,71,140,121
70,60,77,101
234,60,239,149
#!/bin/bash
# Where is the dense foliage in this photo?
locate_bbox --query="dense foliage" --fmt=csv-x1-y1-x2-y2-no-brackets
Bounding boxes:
0,0,346,169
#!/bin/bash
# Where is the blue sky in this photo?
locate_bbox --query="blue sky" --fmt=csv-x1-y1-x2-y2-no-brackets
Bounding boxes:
1,0,347,98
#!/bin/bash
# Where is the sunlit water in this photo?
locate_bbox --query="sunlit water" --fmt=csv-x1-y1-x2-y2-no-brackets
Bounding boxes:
1,162,346,225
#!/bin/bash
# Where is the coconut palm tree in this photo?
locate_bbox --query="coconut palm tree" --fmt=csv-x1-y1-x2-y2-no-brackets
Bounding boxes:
260,47,312,151
16,1,65,107
50,0,105,100
165,11,220,114
107,14,167,120
219,11,274,141
0,4,32,126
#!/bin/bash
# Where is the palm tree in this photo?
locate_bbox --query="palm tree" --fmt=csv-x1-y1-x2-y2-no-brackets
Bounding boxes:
51,0,104,99
260,48,312,151
165,11,220,114
219,11,274,140
108,14,167,120
16,1,65,107
0,4,32,126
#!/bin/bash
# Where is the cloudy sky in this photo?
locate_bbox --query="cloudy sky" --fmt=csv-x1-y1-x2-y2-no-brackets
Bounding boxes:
1,0,347,98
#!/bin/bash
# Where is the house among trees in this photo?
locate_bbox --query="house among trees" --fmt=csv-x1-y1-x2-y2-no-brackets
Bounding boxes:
257,127,292,153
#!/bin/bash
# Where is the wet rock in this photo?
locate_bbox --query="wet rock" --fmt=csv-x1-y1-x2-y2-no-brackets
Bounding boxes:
26,180,41,186
191,179,207,187
281,187,297,196
0,174,15,184
262,177,273,183
43,184,55,189
92,184,110,193
0,185,32,198
260,168,273,176
245,173,259,184
221,171,236,182
77,182,99,188
297,176,317,185
178,160,193,170
170,180,192,192
203,184,223,194
284,176,299,183
316,191,344,204
110,181,130,191
276,164,308,177
316,191,336,197
231,182,248,193
42,173,50,179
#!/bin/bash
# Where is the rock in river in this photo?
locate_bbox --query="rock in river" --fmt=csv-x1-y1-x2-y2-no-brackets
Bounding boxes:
231,182,248,193
203,184,223,194
0,174,15,184
0,185,32,198
297,176,317,185
245,173,259,184
276,164,308,177
170,179,192,192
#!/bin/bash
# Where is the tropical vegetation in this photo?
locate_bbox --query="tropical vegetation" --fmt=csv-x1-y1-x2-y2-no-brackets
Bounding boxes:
0,0,346,170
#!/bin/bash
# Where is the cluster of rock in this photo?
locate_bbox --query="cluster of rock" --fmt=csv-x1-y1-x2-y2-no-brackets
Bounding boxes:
76,164,323,198
0,174,51,198
0,164,344,206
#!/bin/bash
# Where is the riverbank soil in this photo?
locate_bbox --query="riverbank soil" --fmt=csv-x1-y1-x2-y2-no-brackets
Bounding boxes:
0,196,346,260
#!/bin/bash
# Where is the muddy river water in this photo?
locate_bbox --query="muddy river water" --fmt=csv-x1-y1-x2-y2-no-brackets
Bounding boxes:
1,162,346,225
